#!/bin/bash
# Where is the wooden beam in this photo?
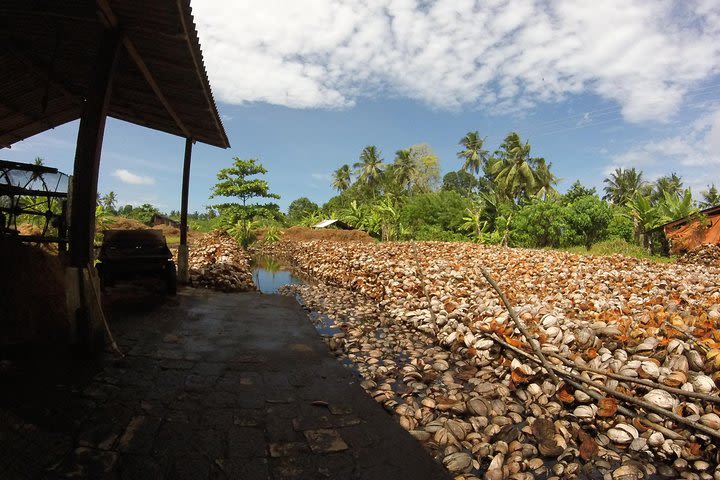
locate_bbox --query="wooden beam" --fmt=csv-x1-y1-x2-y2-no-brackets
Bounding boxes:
68,28,120,267
96,0,192,139
178,137,193,284
176,0,228,148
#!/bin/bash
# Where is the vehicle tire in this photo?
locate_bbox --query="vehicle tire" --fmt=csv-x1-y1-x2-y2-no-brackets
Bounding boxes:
166,261,177,295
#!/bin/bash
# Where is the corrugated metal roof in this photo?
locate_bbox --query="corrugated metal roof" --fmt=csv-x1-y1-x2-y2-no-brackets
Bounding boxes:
313,219,338,228
0,0,229,149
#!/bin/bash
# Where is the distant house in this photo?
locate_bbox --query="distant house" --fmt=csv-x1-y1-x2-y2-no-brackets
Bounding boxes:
661,205,720,254
151,213,182,230
312,219,354,230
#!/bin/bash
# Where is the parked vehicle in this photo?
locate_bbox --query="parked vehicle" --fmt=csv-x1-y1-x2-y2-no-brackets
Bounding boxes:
96,229,176,295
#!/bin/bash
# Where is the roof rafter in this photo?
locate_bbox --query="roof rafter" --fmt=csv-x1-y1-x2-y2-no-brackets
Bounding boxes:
96,0,192,139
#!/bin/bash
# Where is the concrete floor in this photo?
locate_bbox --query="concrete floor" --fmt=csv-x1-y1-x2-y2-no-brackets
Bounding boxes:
0,287,451,479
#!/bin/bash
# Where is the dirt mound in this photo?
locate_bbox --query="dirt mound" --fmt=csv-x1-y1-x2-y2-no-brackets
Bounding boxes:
279,226,374,243
151,223,180,237
0,238,69,347
106,217,148,231
180,230,255,292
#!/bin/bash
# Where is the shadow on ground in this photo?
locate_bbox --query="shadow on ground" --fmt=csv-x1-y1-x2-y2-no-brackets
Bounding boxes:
0,287,451,480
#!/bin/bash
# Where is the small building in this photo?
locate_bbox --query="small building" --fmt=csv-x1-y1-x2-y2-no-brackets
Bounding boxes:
661,205,720,254
151,213,182,230
312,219,354,230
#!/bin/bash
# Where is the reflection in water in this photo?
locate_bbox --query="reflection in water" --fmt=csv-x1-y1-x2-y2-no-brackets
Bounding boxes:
252,256,303,294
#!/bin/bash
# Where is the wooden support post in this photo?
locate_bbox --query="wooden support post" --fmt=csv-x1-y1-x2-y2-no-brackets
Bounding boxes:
178,137,192,284
66,28,121,354
69,28,120,266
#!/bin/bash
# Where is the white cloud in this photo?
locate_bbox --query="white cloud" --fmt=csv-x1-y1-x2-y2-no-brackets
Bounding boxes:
605,105,720,187
310,172,332,182
193,0,720,122
112,169,155,185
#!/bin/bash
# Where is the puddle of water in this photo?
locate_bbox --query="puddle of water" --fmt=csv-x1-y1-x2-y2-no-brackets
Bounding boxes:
252,256,304,294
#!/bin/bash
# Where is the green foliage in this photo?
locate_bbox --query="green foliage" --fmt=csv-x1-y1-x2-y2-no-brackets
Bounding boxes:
700,184,720,208
94,205,112,243
510,198,566,248
353,146,385,195
563,181,597,204
100,191,117,213
457,131,488,175
652,173,683,204
128,203,160,225
603,168,647,205
400,190,469,240
656,188,697,224
210,157,280,246
442,170,479,197
287,197,319,224
605,210,634,242
565,195,613,250
563,239,675,263
332,164,352,192
263,225,282,243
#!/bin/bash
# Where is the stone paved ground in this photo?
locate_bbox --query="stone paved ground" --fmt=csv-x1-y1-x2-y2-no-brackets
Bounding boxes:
0,287,451,480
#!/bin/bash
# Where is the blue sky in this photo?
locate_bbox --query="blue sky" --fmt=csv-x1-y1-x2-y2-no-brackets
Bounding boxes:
3,0,720,213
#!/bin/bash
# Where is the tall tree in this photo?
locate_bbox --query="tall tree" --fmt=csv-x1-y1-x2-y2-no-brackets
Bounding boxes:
603,168,646,205
530,158,559,200
652,173,683,204
101,191,117,213
408,143,441,193
489,132,537,204
390,148,416,191
457,131,488,175
332,164,352,192
287,197,319,223
700,184,720,208
353,145,385,194
210,157,280,245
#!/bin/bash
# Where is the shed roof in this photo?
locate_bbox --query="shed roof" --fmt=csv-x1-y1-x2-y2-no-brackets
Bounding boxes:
0,0,229,149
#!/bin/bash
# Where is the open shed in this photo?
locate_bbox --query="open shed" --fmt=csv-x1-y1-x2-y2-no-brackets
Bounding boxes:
1,0,229,351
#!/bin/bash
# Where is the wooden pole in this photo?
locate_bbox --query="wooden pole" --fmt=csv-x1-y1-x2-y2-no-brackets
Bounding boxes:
66,28,120,354
68,28,120,267
178,137,192,284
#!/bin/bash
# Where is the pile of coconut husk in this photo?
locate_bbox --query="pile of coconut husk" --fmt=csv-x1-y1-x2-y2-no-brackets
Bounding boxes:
0,237,69,347
678,243,720,267
183,230,255,292
260,239,720,479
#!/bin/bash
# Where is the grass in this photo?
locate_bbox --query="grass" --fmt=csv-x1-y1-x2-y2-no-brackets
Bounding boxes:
562,238,676,263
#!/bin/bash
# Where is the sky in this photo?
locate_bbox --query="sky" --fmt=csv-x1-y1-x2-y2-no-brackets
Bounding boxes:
3,0,720,213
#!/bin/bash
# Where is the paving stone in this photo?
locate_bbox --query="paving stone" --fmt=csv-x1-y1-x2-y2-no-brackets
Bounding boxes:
159,359,195,370
119,455,163,480
227,427,266,458
268,442,311,458
332,415,362,427
233,409,264,427
167,455,209,480
303,429,349,454
217,457,270,479
292,415,332,431
117,416,162,454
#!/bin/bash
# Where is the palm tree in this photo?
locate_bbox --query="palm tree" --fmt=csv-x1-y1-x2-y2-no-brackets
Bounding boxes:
700,184,720,208
603,168,646,205
353,145,385,194
101,191,117,212
332,164,351,192
457,131,488,175
489,132,536,203
530,158,559,200
390,149,416,190
652,173,683,204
